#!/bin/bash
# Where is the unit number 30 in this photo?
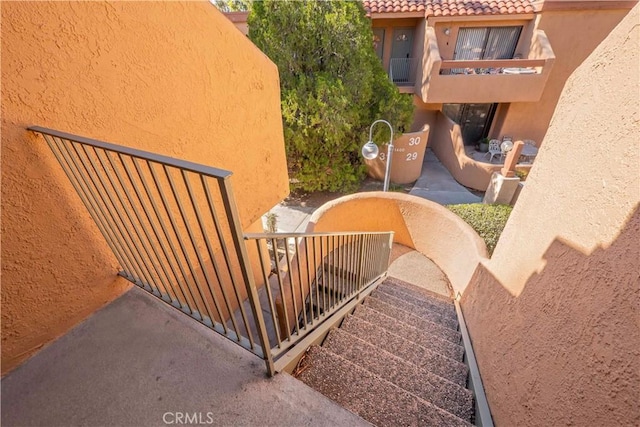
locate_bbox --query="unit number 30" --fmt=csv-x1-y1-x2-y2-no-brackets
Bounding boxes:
408,137,421,146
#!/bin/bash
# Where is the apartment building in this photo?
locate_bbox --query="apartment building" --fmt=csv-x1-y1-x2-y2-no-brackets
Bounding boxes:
225,0,634,190
365,0,635,189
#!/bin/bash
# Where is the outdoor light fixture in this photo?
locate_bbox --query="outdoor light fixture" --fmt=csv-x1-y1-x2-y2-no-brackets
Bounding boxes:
444,28,451,36
361,119,394,192
501,140,514,153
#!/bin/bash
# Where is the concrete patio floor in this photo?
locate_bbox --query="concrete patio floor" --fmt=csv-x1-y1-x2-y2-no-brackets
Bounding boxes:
1,246,450,427
1,287,369,427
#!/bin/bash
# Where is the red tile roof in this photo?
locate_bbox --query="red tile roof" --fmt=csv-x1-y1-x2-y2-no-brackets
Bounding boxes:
363,0,535,16
363,0,427,14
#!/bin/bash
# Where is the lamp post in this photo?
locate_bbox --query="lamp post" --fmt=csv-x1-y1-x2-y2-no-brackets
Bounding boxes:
361,119,394,192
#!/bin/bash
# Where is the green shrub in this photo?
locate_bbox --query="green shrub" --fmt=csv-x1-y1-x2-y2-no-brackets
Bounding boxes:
447,204,513,255
249,0,414,192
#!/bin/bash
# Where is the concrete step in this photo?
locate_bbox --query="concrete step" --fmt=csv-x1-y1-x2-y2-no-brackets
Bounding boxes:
340,314,468,386
352,304,464,362
375,285,458,324
297,345,473,427
323,328,474,421
370,291,459,330
364,296,461,344
383,276,454,306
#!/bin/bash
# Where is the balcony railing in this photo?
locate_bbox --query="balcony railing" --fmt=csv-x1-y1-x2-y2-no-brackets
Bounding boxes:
439,58,546,75
30,126,393,376
390,57,418,86
419,27,555,103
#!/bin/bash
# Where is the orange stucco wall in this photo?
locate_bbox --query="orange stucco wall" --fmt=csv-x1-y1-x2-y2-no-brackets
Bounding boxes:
308,192,488,294
1,1,288,374
497,6,634,143
460,5,639,425
429,112,531,191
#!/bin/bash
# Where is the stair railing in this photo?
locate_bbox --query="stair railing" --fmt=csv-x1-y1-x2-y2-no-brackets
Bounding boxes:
30,126,393,376
245,231,393,371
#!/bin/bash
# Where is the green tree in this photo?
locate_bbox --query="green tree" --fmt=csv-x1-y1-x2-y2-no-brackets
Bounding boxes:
248,0,414,192
212,0,250,12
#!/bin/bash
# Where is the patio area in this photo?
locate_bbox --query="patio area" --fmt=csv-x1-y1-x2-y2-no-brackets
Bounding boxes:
464,145,537,165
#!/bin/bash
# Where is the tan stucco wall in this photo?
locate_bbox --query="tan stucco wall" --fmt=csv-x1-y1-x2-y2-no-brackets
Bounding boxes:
364,125,430,184
308,192,488,294
429,112,532,191
498,7,634,143
460,5,640,425
1,1,288,374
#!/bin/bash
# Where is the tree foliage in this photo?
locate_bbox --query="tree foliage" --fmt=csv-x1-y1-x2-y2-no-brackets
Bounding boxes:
212,0,250,13
248,0,414,192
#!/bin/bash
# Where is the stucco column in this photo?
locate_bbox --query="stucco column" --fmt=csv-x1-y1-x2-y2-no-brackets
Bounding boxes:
483,141,524,204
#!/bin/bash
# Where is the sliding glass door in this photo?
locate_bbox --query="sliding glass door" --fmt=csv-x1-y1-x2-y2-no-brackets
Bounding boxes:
454,26,522,61
443,103,498,145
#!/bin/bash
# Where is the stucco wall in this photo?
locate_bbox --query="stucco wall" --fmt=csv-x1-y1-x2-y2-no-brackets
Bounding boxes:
308,192,488,294
460,5,640,426
1,1,288,374
429,112,532,191
498,7,633,143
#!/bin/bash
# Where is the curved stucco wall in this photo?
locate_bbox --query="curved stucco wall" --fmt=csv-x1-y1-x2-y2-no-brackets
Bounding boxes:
460,5,639,426
307,192,487,294
429,113,532,191
1,1,288,374
364,125,430,185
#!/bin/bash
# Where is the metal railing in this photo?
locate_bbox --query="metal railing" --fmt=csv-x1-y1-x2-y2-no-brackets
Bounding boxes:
30,126,393,376
29,126,273,368
245,232,393,368
389,57,417,86
439,58,544,75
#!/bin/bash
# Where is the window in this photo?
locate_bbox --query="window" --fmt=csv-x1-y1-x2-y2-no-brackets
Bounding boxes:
373,28,385,60
454,26,522,61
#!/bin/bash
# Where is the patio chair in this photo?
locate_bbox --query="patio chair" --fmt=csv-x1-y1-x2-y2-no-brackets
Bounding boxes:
486,139,502,163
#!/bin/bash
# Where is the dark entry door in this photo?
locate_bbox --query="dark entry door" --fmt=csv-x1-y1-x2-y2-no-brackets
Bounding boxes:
390,28,414,83
460,104,497,145
444,103,497,145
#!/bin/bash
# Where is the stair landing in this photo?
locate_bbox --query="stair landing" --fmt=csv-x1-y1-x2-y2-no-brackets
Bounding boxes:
1,288,368,427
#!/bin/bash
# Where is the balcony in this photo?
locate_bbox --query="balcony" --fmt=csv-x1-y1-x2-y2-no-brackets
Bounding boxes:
418,27,555,103
389,57,418,93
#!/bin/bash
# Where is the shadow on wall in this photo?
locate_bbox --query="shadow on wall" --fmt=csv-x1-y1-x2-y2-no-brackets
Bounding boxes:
460,204,640,427
1,128,130,375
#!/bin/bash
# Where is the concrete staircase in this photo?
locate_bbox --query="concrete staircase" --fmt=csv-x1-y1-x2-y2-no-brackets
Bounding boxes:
295,277,475,426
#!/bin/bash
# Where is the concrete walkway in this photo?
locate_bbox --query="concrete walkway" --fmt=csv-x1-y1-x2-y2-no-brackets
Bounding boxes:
409,150,482,205
1,288,369,427
388,245,454,298
265,149,481,232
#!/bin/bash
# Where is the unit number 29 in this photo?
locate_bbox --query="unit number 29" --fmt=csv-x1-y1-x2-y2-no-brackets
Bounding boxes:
406,152,418,161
